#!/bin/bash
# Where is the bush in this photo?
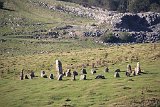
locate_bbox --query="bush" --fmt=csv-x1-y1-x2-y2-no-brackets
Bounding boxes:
100,33,119,43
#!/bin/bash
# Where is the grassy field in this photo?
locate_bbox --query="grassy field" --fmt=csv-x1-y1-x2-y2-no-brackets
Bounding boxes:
0,37,160,106
0,0,160,107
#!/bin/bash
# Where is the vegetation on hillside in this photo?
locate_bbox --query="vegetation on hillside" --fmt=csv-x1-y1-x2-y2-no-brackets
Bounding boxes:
59,0,160,12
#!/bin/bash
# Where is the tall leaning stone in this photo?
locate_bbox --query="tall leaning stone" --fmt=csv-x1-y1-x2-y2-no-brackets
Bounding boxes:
56,60,63,75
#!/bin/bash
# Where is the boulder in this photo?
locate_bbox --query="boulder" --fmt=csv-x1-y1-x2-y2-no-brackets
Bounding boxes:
95,74,105,79
80,75,86,80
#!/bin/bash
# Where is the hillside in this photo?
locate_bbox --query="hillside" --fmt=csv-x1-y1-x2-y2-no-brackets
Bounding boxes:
0,0,160,107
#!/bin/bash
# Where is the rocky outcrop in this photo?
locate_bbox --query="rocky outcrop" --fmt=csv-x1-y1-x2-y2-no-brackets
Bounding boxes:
30,0,160,43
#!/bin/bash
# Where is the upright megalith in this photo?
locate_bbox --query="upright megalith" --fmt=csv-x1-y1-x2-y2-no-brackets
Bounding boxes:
114,69,120,78
126,64,132,77
56,60,63,75
20,69,24,80
66,69,71,77
41,71,46,77
30,71,35,79
72,71,78,81
81,68,87,74
135,62,141,75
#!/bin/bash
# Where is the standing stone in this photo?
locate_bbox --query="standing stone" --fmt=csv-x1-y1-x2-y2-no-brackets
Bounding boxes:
81,68,87,74
41,71,45,77
57,74,63,81
135,62,141,75
91,69,96,74
20,70,24,80
56,60,63,75
114,72,120,78
49,74,54,79
126,64,132,77
66,69,72,77
25,74,29,79
72,71,78,81
41,71,47,78
127,64,132,73
104,67,109,72
80,75,86,80
30,71,35,79
73,71,78,76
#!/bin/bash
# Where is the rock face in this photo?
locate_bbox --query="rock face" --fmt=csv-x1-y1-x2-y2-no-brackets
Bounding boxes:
31,1,160,43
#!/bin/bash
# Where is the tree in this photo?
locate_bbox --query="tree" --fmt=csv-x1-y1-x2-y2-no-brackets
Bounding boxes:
128,0,150,13
0,2,4,9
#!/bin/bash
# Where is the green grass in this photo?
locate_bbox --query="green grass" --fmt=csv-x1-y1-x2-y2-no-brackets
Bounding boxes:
0,41,160,106
0,0,160,106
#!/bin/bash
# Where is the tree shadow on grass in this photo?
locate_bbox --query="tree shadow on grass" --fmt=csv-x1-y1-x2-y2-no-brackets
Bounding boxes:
0,8,15,11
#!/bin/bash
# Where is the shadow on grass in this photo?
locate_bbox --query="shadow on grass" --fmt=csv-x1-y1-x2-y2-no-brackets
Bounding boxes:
0,8,15,11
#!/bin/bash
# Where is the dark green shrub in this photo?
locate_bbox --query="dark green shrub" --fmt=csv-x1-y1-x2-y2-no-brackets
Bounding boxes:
0,2,4,9
100,33,119,43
